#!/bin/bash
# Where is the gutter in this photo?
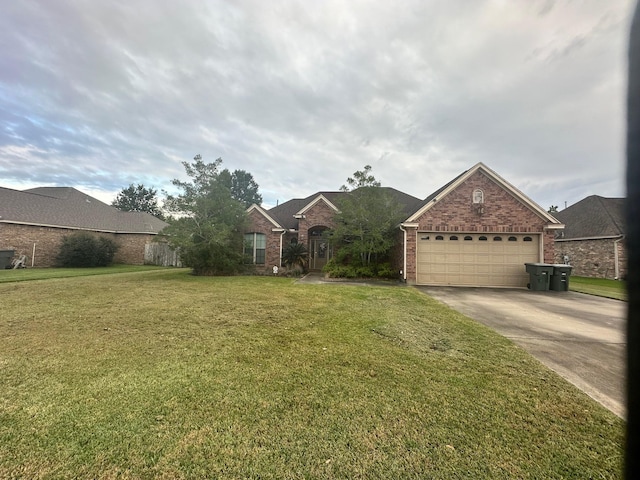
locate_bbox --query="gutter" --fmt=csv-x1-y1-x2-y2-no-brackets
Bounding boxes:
0,219,162,235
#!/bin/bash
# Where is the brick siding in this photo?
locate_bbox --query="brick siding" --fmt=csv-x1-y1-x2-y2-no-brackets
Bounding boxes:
403,170,554,283
296,200,337,245
0,223,157,267
246,209,284,273
554,238,627,279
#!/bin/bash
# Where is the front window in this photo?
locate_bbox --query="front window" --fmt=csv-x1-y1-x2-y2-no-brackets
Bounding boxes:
244,233,266,264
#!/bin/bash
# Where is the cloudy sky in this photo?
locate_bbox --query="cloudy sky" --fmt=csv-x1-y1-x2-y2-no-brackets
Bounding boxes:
0,0,634,210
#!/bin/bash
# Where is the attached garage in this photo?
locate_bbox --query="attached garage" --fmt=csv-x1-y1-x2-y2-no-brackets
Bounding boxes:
400,162,563,287
416,233,540,287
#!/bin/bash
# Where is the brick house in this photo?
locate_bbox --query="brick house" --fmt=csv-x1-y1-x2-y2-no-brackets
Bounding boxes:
0,186,168,267
553,196,626,279
246,163,564,287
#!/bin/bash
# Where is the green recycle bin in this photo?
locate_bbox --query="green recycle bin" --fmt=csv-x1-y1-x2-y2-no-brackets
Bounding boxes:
0,250,15,269
525,263,554,291
550,264,572,292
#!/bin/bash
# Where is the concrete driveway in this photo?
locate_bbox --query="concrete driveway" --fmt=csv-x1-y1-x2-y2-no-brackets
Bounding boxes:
417,287,627,418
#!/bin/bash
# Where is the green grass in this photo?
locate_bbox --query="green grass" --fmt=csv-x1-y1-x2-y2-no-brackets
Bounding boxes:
570,276,627,301
0,264,175,283
0,270,623,479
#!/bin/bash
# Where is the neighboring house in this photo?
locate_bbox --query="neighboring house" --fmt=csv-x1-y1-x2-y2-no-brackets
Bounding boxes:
0,186,168,267
553,195,626,280
246,163,564,287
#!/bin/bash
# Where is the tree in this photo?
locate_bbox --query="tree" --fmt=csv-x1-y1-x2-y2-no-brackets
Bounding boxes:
162,155,250,275
112,184,164,219
219,169,263,207
328,165,405,268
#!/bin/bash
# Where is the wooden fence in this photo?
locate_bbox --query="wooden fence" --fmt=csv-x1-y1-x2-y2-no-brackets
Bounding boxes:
144,243,182,267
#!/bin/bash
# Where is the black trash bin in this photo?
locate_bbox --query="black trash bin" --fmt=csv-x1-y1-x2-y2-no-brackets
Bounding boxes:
525,263,554,291
0,250,15,269
550,264,572,291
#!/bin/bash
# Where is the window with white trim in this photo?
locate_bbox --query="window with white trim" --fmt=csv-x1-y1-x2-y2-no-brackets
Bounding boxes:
472,189,484,204
244,233,266,264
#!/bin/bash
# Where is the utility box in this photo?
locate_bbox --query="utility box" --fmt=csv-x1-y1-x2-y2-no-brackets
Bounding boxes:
0,250,15,269
550,264,573,292
525,263,554,291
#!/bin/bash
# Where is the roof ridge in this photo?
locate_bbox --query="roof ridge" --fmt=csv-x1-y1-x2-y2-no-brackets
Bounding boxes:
597,196,625,235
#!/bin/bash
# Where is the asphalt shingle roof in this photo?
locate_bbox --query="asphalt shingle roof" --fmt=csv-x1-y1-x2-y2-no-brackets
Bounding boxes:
267,188,423,230
554,195,625,239
0,186,168,233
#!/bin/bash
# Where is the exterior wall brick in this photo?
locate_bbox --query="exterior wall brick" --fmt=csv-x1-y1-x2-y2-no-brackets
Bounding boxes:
0,223,157,267
246,198,337,272
404,170,554,283
245,209,284,273
554,238,627,279
297,200,337,245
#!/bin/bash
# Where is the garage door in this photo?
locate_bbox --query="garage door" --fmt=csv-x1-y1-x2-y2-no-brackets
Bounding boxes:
416,233,540,287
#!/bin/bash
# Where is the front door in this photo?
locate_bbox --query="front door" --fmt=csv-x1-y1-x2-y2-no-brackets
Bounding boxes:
310,238,331,270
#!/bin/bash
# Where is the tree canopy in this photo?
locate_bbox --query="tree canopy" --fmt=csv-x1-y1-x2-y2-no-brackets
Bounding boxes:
219,168,263,208
162,155,251,275
112,184,164,219
327,166,405,272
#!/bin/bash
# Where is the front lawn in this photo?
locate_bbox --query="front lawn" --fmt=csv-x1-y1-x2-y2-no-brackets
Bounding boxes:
0,264,174,284
0,270,623,479
570,276,627,301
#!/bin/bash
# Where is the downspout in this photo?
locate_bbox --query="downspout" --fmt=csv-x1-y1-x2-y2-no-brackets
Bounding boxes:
279,230,285,267
614,236,624,280
399,225,407,283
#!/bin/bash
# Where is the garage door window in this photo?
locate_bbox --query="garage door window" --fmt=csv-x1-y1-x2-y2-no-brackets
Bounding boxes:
508,236,517,241
524,236,533,242
493,236,502,241
435,235,444,240
464,236,472,241
450,235,459,240
479,236,487,241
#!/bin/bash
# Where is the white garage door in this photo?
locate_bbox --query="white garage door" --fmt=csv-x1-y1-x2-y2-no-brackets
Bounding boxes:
416,233,540,287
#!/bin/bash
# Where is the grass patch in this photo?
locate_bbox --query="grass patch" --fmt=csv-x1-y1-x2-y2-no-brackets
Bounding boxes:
0,264,176,283
570,276,627,301
0,271,623,478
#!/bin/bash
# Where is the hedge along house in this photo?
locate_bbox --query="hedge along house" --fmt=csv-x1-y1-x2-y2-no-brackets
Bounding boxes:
0,186,168,267
246,163,564,287
553,196,626,280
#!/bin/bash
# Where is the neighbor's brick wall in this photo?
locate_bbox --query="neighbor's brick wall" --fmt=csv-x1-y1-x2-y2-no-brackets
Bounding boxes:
246,209,283,272
555,238,627,279
404,170,554,283
0,223,156,267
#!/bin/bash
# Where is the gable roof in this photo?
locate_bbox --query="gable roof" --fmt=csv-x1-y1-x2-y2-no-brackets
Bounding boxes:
267,188,423,231
554,195,625,240
246,203,284,229
405,162,563,226
0,186,168,234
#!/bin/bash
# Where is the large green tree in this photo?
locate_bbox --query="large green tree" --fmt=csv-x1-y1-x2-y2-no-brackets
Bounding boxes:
112,184,164,219
162,155,250,275
219,169,263,208
329,165,405,267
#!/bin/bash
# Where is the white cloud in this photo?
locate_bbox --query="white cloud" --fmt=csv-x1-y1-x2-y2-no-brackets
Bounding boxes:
0,0,634,210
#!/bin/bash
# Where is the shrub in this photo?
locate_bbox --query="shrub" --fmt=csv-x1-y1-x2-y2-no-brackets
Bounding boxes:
56,233,119,267
282,242,308,271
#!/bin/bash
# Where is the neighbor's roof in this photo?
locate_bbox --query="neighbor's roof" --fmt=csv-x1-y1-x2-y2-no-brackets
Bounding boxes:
554,195,625,240
267,188,423,230
0,186,168,233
